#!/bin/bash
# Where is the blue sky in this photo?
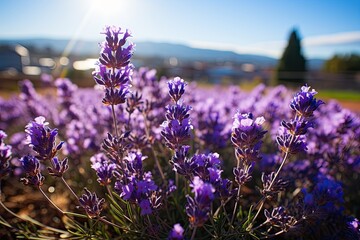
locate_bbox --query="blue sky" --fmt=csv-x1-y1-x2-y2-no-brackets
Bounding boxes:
1,0,359,58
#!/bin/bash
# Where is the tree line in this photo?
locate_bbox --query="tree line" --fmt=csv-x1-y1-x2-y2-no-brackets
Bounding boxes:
274,29,360,86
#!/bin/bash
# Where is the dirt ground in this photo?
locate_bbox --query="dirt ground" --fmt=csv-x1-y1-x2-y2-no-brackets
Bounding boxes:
338,101,360,113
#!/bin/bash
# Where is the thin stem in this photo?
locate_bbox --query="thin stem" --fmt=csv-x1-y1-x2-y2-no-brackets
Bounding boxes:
111,104,119,138
251,220,269,231
259,230,285,239
98,217,135,232
126,112,132,130
247,127,298,231
38,186,64,214
214,197,232,218
222,201,231,223
268,149,291,189
106,185,114,200
209,205,219,238
246,195,265,231
0,181,67,234
230,152,242,226
230,185,241,226
61,177,79,201
151,147,166,182
190,226,197,240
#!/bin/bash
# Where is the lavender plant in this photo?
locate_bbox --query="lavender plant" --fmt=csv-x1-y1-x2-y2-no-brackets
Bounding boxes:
0,26,359,240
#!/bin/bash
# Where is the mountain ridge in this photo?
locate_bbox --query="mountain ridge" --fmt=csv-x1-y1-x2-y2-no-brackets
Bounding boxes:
0,38,325,69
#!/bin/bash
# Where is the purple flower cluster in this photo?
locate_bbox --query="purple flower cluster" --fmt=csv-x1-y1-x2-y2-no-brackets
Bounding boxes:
0,131,12,179
277,85,324,154
186,176,215,227
161,77,193,150
25,116,64,161
113,152,160,215
232,113,266,186
93,26,134,106
19,117,69,186
168,223,184,240
19,155,44,186
79,188,105,218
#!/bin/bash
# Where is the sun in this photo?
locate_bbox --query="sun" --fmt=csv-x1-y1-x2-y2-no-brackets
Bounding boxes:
90,0,131,18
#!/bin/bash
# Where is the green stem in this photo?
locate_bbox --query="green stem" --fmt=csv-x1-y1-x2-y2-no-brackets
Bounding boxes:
111,104,119,138
39,186,64,214
0,181,67,234
230,185,241,226
61,177,79,201
190,226,197,240
106,185,114,200
247,119,299,231
230,151,242,226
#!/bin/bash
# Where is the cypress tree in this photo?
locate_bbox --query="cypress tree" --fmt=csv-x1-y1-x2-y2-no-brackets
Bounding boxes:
275,29,307,85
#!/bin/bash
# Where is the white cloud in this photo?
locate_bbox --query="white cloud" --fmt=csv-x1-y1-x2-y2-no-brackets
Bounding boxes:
187,31,360,59
303,31,360,46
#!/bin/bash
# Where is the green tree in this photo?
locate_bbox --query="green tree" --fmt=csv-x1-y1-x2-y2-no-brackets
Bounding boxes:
274,29,307,85
323,54,360,74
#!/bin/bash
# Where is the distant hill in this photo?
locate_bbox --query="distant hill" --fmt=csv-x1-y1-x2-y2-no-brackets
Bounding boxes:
0,38,325,69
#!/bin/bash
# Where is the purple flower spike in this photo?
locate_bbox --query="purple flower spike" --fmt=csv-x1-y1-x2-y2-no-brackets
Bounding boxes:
264,206,296,231
25,116,63,161
290,85,324,118
0,130,12,179
93,26,135,106
20,155,41,176
79,188,105,218
95,163,116,186
231,112,267,149
139,199,152,215
48,157,69,177
102,86,130,106
20,155,44,186
186,177,215,227
161,119,193,150
168,77,187,103
99,26,134,68
233,163,253,185
191,177,215,205
168,223,184,240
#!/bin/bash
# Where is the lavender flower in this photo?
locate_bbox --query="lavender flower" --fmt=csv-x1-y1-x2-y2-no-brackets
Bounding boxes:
276,85,323,154
47,157,69,177
232,112,266,189
102,132,131,163
161,77,193,150
231,112,266,151
19,155,44,186
290,85,324,118
186,177,215,227
25,116,64,161
168,223,184,240
161,118,193,150
99,26,134,68
102,86,130,106
139,199,152,215
261,172,289,198
93,26,134,106
79,188,105,218
168,77,187,103
264,206,296,231
113,152,159,215
93,162,116,186
0,130,12,179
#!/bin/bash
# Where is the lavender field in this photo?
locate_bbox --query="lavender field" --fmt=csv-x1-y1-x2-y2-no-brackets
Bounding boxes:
0,27,359,239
